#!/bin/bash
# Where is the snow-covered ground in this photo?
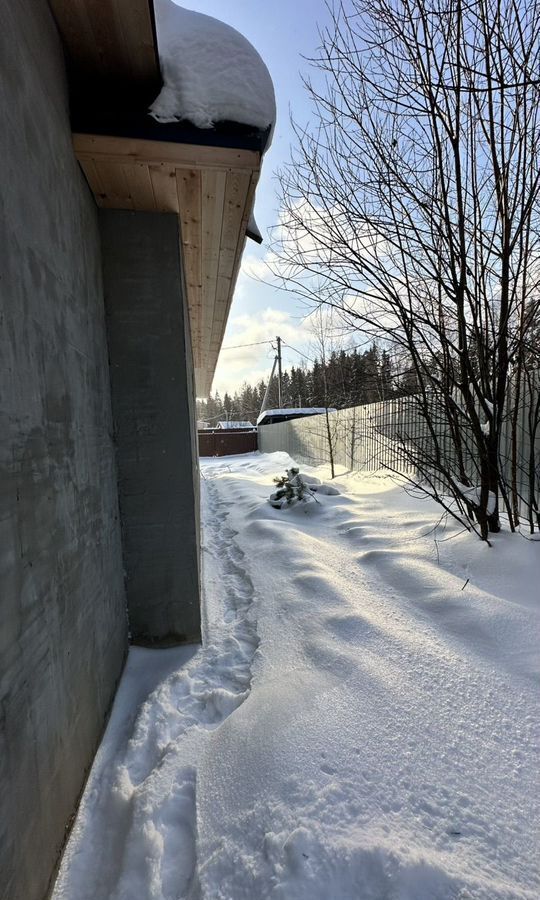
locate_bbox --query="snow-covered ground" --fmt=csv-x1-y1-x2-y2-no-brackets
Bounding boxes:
53,452,540,900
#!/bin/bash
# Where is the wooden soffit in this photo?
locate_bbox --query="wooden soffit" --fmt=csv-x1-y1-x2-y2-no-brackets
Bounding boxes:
74,134,261,396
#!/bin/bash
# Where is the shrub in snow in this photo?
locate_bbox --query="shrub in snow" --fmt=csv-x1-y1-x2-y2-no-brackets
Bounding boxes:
269,468,317,509
269,469,340,508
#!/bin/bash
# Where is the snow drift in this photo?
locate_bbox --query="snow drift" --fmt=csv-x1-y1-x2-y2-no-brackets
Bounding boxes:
53,452,540,900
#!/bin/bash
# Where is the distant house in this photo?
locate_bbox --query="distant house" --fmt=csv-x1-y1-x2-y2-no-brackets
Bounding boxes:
257,408,337,427
217,420,255,430
1,2,274,897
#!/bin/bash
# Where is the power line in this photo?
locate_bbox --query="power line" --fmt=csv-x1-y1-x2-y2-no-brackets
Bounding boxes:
221,336,374,357
220,340,272,351
281,342,314,363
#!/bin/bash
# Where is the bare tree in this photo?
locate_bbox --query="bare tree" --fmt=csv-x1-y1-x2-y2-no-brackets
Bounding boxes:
272,0,540,539
308,308,340,477
508,300,540,530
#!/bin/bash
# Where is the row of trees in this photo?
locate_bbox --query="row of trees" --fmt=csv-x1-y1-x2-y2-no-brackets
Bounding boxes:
196,343,419,425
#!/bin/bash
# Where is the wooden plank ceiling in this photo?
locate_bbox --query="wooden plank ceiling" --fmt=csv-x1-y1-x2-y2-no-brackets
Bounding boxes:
74,134,260,396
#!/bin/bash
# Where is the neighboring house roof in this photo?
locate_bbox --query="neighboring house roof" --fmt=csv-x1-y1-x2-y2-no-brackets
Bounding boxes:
217,421,254,429
49,0,274,397
257,408,337,426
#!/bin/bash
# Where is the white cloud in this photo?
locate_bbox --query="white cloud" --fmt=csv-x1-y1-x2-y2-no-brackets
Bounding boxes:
240,254,275,282
212,306,312,396
210,199,387,395
233,251,281,303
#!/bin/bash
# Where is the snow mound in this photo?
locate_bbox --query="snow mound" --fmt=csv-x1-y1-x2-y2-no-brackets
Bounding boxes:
292,471,340,495
311,483,340,495
150,0,276,135
298,474,322,485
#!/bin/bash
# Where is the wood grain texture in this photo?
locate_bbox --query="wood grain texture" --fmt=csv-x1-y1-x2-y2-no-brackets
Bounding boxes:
200,169,227,353
49,0,159,88
73,134,260,172
123,163,156,211
95,161,134,208
176,169,203,353
148,165,179,212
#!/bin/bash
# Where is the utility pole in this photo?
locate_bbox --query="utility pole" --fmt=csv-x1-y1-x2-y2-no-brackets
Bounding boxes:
258,336,284,419
276,335,283,408
259,355,277,418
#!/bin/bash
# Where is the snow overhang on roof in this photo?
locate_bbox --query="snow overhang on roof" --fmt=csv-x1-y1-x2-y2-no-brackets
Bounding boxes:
51,0,275,398
150,1,275,137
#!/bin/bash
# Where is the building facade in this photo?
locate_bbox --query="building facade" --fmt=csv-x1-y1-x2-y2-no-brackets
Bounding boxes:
0,1,272,897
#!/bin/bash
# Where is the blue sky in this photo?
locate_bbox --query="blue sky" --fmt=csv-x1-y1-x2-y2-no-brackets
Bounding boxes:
182,0,332,395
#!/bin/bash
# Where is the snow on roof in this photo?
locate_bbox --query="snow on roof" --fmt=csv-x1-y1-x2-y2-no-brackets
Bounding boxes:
150,1,276,137
257,408,337,426
218,420,254,429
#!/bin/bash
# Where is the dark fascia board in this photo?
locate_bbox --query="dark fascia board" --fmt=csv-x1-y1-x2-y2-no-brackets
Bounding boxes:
246,226,263,245
70,107,272,156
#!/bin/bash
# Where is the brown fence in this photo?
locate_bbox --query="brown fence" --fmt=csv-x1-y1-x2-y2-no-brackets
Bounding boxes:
198,428,258,457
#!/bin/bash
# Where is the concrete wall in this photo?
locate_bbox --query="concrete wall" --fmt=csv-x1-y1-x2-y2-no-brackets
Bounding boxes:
100,210,201,644
0,2,128,898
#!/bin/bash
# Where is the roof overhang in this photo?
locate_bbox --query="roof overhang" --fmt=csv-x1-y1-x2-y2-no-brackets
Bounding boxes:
50,0,267,396
74,133,261,396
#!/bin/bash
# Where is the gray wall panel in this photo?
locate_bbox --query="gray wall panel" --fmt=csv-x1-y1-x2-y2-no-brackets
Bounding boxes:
0,2,128,898
100,210,201,644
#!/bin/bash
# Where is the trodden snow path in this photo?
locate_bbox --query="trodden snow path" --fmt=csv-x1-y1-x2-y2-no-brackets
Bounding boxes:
53,461,260,900
54,451,539,900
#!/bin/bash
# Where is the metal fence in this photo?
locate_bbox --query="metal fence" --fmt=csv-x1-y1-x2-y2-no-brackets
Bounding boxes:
199,428,257,457
258,380,540,523
258,399,416,473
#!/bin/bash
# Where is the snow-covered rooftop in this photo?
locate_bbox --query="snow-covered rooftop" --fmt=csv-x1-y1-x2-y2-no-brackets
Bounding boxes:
150,0,276,137
257,408,337,426
218,421,254,430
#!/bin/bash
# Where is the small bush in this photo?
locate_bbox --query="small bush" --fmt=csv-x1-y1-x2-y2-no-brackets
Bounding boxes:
269,468,317,508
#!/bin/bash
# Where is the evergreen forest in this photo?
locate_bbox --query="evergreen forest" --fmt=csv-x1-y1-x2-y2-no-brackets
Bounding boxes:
197,344,418,425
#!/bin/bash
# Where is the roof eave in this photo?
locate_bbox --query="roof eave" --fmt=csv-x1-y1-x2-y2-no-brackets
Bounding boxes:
51,0,267,397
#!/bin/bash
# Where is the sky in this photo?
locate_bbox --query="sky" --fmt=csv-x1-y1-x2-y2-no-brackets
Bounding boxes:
180,0,333,397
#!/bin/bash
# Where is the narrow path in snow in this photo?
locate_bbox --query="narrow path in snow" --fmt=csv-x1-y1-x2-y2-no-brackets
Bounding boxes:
53,468,260,900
